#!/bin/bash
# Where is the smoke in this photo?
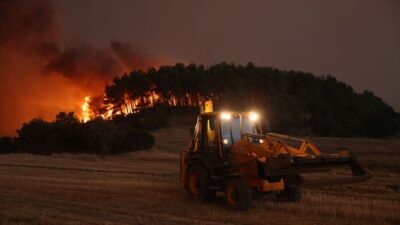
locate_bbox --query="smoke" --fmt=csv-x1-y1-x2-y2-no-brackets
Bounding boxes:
110,41,158,71
0,0,159,136
0,0,60,58
45,41,159,93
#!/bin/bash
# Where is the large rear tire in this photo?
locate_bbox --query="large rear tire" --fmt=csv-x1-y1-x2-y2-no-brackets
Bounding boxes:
276,185,302,202
186,165,216,202
225,177,252,210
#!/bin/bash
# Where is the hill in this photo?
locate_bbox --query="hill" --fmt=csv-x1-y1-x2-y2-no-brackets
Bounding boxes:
101,63,400,137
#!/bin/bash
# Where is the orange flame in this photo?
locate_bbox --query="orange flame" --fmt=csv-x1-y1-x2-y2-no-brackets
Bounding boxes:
81,96,90,122
80,91,202,123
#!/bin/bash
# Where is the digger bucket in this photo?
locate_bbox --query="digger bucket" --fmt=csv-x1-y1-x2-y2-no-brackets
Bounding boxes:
291,154,371,187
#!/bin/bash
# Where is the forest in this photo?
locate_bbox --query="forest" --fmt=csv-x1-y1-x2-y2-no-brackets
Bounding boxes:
100,62,400,138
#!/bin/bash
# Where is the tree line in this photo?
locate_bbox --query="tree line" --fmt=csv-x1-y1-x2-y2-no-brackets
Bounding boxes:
0,112,156,154
100,62,400,138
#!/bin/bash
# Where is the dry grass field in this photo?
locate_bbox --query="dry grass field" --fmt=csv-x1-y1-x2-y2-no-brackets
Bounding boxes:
1,125,400,225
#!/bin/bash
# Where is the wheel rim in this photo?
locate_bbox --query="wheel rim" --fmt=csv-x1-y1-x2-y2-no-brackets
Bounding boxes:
227,186,239,204
189,172,202,196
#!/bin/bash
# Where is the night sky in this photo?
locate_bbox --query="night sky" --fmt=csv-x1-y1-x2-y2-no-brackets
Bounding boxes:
50,0,400,111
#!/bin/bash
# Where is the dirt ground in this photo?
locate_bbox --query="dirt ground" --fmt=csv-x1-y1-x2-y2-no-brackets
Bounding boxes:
1,125,400,225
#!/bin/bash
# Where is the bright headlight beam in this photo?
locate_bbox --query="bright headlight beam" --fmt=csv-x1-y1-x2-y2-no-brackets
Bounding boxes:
249,112,259,121
220,112,232,120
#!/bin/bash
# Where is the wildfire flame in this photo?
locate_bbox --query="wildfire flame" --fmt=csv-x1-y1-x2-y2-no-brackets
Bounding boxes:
80,91,202,123
102,103,114,119
81,96,90,123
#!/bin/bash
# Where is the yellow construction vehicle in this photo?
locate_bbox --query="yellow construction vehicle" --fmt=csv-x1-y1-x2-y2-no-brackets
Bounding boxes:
180,101,370,210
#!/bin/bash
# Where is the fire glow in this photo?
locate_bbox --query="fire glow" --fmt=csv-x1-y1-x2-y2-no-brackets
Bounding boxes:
80,91,203,122
0,0,164,135
81,96,91,122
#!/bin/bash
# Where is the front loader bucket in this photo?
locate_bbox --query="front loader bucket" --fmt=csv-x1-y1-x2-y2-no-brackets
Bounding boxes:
292,154,371,187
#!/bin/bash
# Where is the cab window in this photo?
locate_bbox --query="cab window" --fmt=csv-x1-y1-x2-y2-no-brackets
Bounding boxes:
191,120,200,152
201,117,218,151
220,116,262,146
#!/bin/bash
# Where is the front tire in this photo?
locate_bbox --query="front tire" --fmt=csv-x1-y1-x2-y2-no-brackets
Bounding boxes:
225,177,252,210
186,165,216,202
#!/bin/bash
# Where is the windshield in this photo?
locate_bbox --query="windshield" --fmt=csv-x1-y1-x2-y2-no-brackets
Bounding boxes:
220,116,261,146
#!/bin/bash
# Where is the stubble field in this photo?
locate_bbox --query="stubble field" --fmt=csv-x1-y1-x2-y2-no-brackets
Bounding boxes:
1,125,400,225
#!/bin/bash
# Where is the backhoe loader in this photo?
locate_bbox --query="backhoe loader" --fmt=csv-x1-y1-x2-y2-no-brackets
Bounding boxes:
180,101,370,210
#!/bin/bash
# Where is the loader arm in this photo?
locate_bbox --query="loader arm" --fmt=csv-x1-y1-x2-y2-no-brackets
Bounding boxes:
240,132,371,187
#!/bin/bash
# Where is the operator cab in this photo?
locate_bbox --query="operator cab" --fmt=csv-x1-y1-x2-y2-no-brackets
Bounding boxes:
189,111,264,158
219,112,263,148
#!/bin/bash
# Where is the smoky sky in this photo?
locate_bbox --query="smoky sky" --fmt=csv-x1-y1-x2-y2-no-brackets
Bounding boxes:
0,0,159,136
54,0,400,111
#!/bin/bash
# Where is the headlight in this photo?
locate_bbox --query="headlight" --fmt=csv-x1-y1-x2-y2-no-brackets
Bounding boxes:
249,112,259,121
220,112,232,120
